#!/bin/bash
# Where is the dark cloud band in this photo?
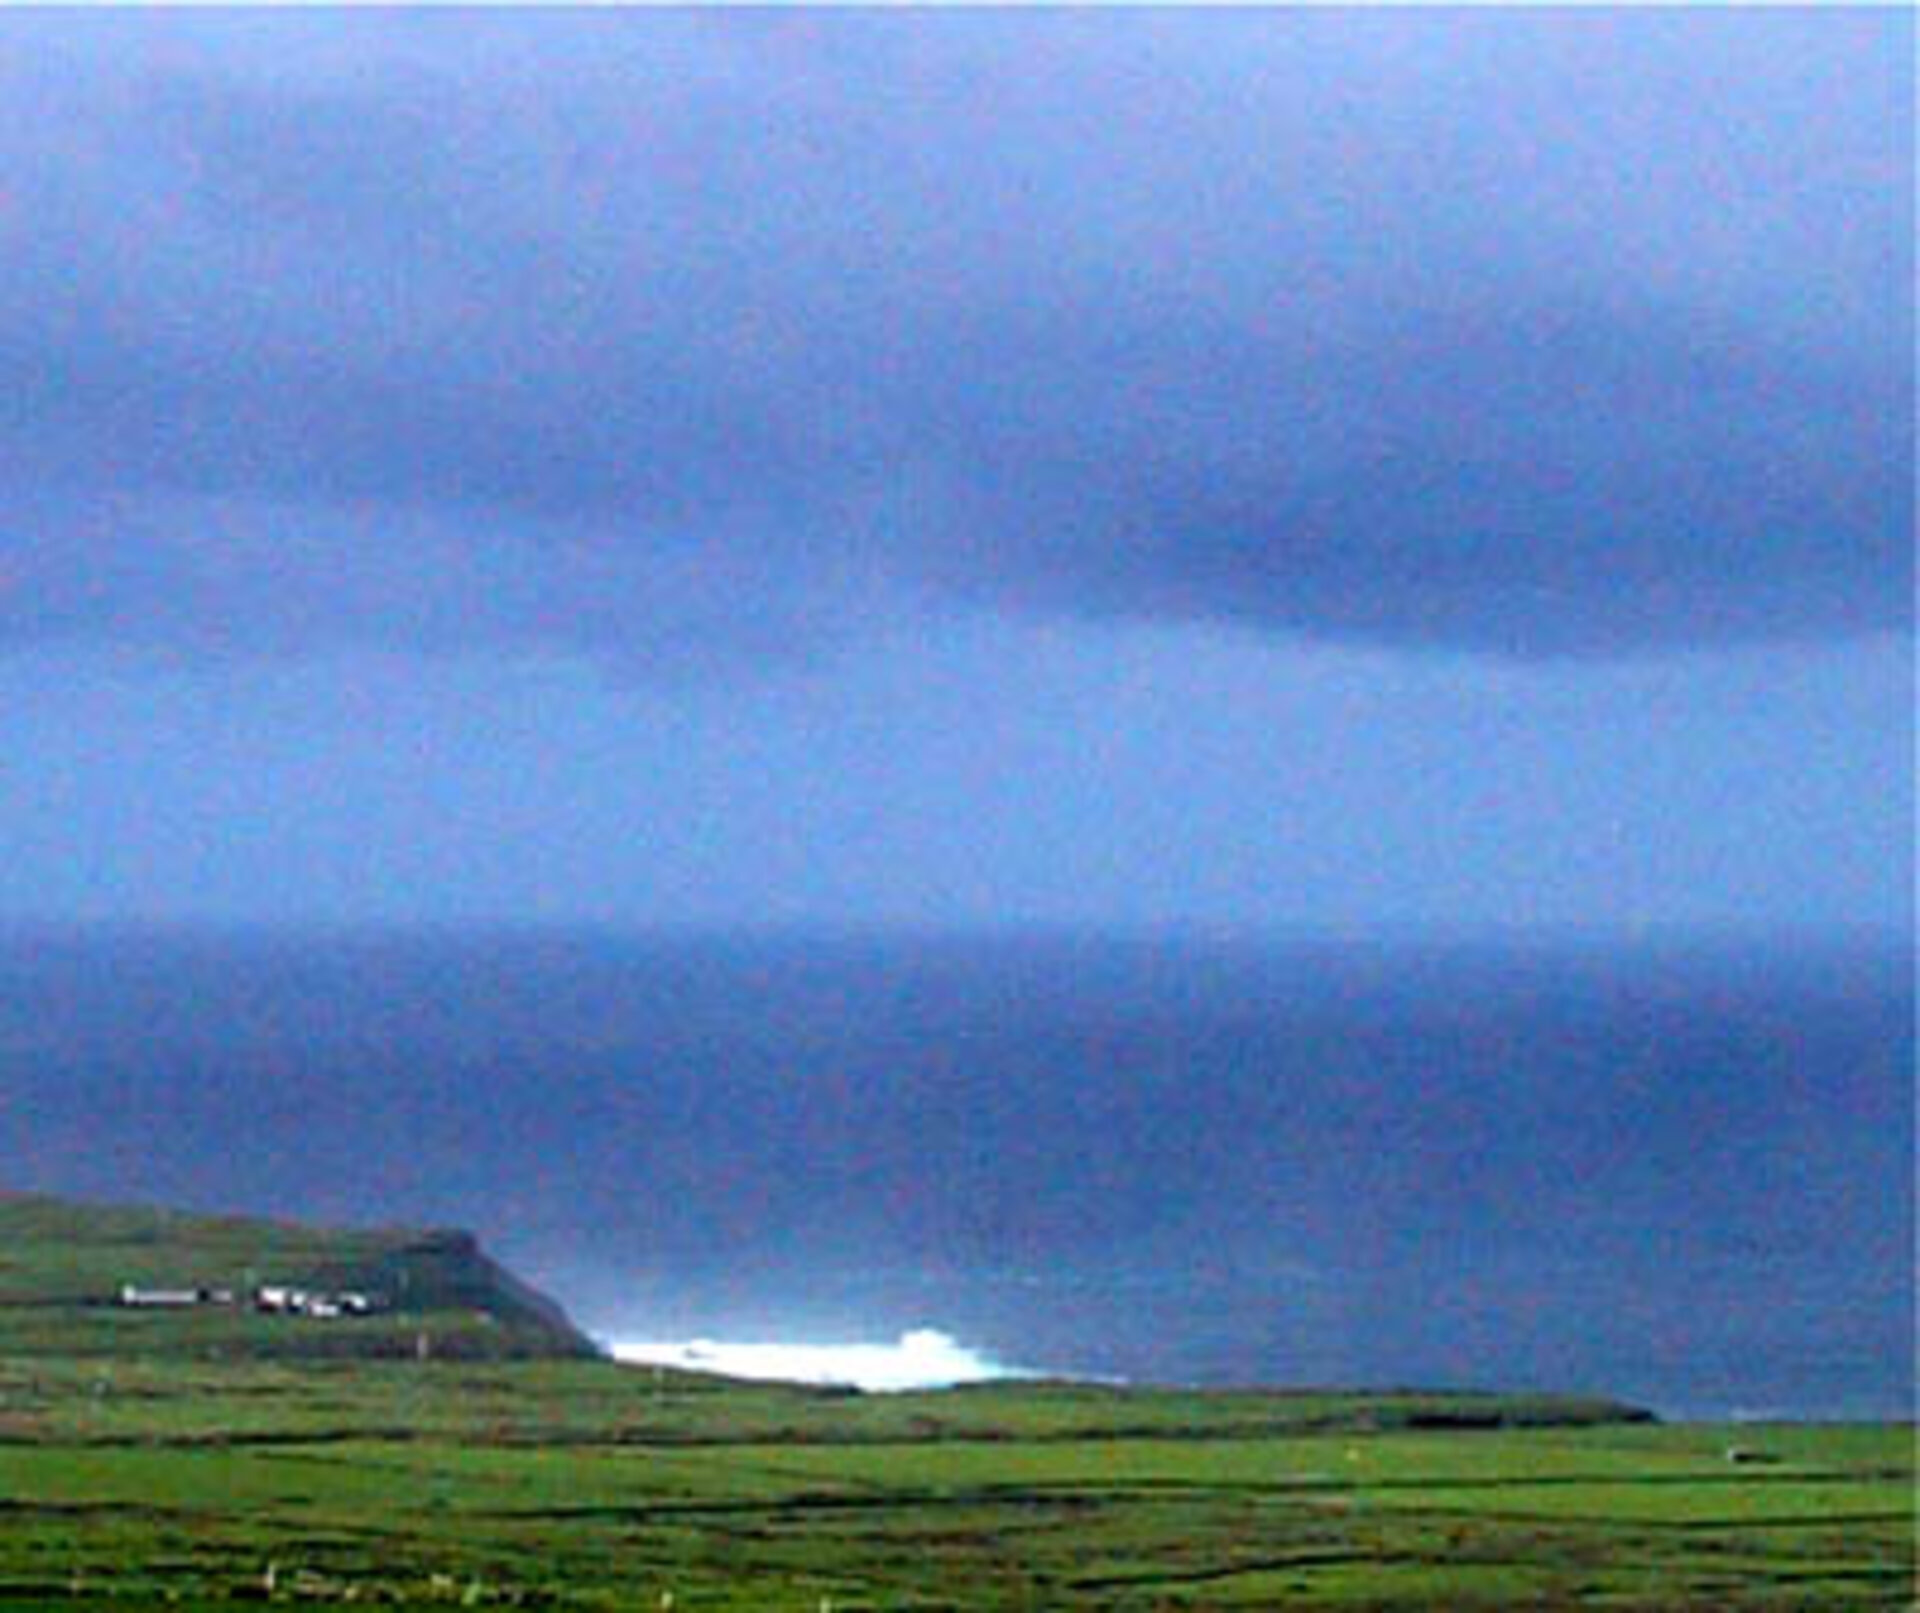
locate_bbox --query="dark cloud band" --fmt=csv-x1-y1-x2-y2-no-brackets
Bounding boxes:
0,10,1909,666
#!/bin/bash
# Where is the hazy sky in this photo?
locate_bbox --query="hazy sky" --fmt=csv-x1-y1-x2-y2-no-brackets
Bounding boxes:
0,9,1910,933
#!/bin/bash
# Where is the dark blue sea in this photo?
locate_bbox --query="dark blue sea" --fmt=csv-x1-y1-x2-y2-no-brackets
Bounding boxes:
1,927,1910,1419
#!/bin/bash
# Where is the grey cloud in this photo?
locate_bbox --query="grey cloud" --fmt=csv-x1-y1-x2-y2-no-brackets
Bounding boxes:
0,9,1908,667
957,299,1907,655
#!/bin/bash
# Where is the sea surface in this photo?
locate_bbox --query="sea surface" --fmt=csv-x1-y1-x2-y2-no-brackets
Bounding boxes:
1,927,1910,1418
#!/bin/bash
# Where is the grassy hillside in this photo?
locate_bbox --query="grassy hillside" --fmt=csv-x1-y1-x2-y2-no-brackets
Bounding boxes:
0,1192,596,1361
0,1191,1908,1608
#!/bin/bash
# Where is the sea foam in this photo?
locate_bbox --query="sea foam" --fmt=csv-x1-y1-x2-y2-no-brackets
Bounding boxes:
608,1328,1024,1392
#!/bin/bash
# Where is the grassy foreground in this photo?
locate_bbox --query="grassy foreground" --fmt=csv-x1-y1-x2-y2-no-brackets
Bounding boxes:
0,1194,1910,1608
0,1356,1911,1610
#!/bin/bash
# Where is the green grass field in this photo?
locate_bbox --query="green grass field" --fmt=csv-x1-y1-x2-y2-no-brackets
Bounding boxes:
0,1193,1910,1609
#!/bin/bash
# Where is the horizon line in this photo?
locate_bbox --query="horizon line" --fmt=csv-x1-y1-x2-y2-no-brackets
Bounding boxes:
0,914,1907,951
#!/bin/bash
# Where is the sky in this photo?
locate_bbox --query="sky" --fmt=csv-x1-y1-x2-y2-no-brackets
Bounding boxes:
0,8,1910,935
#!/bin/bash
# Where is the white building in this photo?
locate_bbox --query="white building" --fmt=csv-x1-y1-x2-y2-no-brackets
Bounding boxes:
118,1284,202,1308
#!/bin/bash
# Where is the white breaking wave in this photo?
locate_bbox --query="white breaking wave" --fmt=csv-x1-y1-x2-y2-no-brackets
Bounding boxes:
608,1327,1025,1392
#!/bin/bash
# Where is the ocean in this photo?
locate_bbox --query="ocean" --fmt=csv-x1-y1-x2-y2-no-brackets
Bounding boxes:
1,927,1910,1418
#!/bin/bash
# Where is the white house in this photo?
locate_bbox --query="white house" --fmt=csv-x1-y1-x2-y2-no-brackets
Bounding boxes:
118,1284,202,1308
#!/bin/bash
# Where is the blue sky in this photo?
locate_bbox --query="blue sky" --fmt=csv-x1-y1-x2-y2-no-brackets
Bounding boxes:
0,9,1909,933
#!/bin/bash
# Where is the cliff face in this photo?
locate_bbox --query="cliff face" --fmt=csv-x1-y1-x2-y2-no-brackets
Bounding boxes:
0,1193,599,1361
316,1228,601,1357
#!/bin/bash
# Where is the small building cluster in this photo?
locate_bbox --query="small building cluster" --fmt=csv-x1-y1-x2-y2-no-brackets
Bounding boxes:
117,1282,379,1318
117,1284,233,1308
254,1285,376,1319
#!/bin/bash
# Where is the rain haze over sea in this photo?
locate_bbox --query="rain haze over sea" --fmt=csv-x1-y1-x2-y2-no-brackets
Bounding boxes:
2,926,1910,1418
0,13,1910,1413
